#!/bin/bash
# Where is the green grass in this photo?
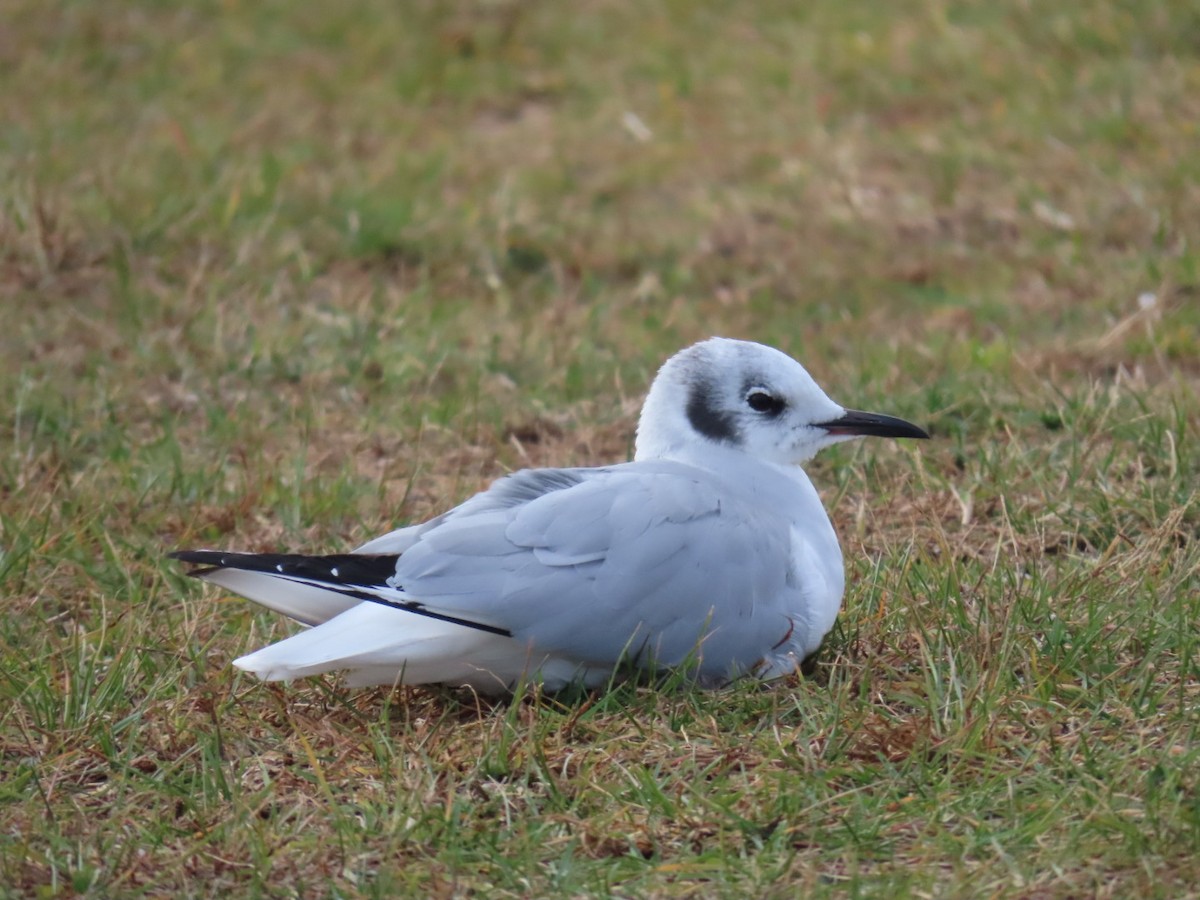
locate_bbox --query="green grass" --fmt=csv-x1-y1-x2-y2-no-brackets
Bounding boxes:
3,0,1199,896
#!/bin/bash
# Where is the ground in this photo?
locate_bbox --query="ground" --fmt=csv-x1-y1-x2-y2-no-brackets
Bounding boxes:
1,1,1198,897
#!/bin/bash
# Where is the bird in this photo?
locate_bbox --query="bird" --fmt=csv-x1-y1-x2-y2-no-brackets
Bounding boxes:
171,338,928,692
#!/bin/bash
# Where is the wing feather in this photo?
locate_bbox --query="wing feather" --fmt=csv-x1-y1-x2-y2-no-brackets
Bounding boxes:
394,462,795,679
180,460,804,686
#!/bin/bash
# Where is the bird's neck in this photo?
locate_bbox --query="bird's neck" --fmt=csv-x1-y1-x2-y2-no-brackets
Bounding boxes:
640,440,821,512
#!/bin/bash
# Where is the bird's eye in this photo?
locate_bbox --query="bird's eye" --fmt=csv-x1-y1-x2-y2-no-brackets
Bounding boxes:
746,391,785,415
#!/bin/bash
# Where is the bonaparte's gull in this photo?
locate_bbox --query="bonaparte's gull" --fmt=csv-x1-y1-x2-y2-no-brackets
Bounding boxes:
172,338,928,691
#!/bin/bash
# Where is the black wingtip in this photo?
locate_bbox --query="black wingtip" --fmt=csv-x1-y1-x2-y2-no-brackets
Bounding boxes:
169,549,225,564
167,549,403,586
167,548,512,637
168,549,228,577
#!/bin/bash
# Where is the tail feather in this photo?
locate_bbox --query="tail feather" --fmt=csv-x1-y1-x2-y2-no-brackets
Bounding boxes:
171,548,509,635
190,566,361,626
171,547,531,687
171,549,400,626
232,602,530,689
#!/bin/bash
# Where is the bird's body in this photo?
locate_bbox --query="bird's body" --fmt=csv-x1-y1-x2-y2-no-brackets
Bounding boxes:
173,338,927,692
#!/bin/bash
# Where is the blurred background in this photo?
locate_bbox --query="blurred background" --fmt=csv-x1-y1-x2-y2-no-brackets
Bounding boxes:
6,1,1195,534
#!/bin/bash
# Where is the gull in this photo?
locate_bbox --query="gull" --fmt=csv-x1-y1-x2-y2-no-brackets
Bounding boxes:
171,338,928,692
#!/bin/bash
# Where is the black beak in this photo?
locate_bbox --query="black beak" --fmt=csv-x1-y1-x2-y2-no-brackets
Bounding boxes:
817,409,930,440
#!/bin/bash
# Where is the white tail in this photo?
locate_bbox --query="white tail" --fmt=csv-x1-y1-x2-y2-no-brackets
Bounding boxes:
232,601,543,690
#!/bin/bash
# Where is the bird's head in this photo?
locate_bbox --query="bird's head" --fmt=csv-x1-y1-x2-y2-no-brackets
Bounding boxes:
635,337,929,465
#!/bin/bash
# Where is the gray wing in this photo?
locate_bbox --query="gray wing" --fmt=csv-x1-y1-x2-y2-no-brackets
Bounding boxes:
391,461,796,677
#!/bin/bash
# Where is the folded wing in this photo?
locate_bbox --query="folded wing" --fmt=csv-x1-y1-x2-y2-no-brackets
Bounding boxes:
180,462,797,688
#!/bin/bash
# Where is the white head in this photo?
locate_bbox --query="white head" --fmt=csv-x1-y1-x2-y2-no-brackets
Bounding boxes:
635,338,928,465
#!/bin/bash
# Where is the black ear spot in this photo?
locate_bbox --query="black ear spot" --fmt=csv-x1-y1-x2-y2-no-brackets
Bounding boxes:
746,391,786,416
687,381,739,444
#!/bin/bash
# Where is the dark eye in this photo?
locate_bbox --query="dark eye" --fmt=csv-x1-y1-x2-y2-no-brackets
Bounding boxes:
746,391,785,415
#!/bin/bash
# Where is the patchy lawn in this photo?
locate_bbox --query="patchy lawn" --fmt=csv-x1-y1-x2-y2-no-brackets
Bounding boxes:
2,1,1198,896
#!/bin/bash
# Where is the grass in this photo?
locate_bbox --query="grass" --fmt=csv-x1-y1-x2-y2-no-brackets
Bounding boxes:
2,0,1199,895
